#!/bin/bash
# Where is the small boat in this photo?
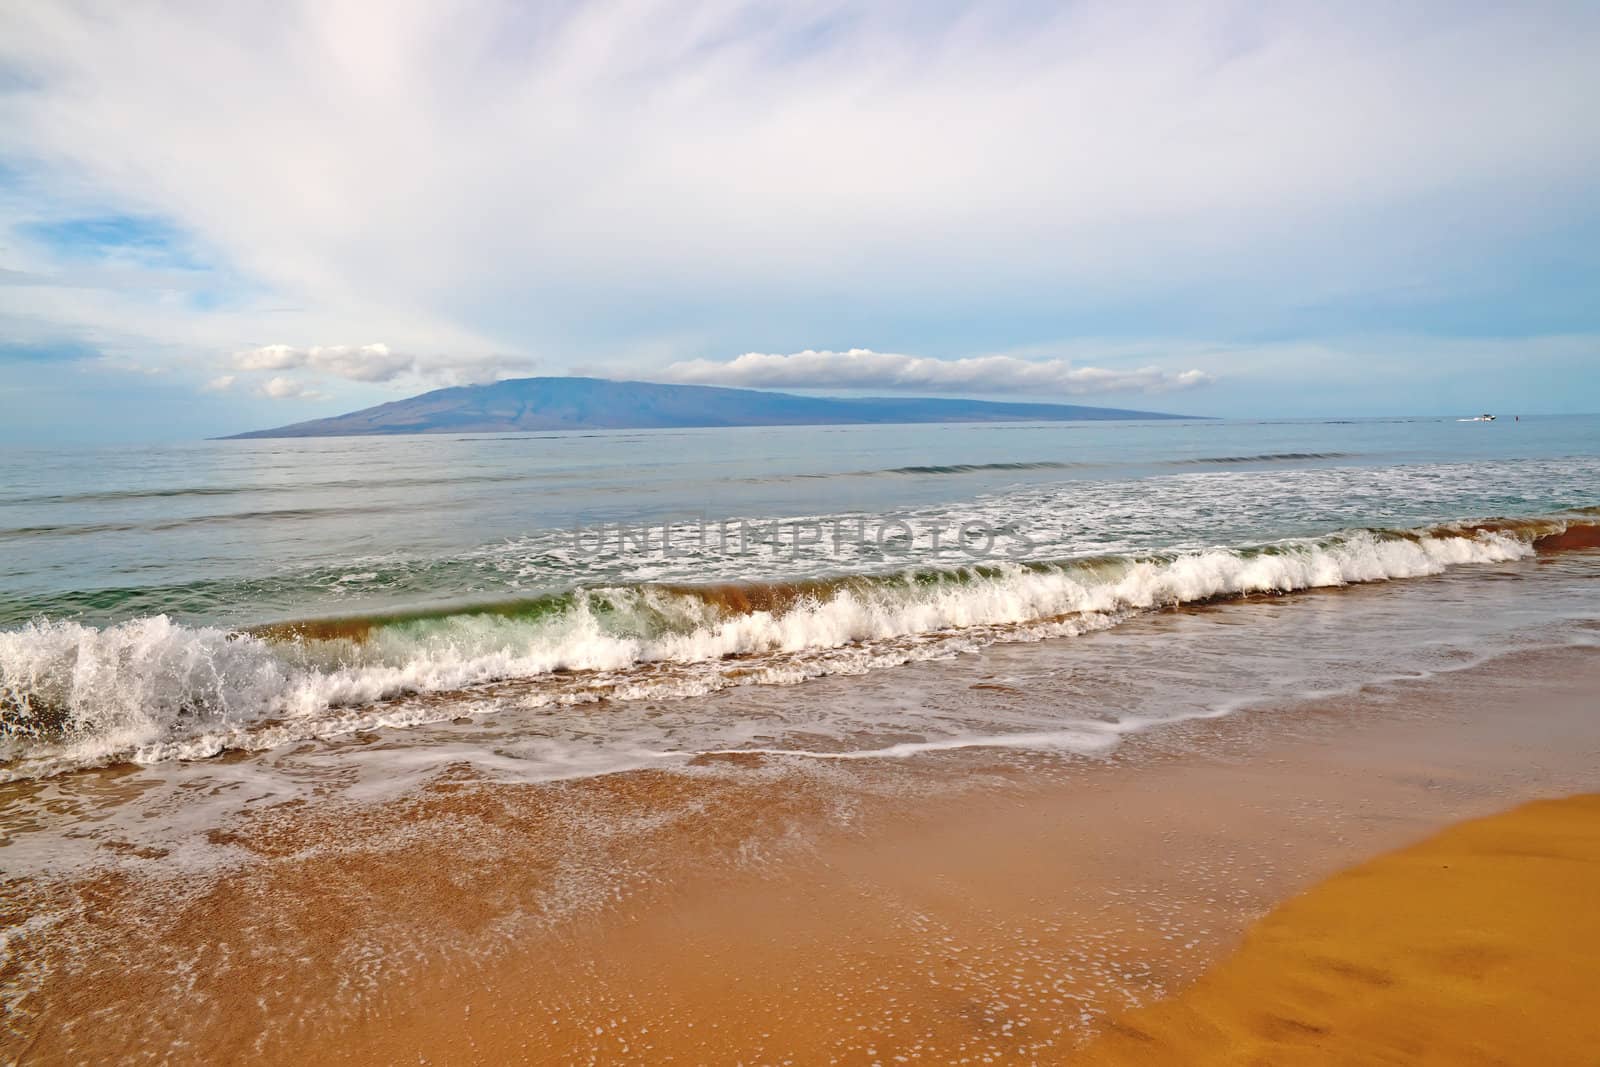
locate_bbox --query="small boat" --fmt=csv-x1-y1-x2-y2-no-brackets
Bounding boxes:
1457,413,1496,422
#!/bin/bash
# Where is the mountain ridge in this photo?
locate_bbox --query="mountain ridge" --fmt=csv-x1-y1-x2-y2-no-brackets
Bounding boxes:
223,376,1198,438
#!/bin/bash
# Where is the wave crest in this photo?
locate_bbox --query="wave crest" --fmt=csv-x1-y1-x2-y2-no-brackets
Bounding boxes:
3,518,1590,779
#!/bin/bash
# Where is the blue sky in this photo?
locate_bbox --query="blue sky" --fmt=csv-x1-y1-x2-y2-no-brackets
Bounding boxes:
2,1,1598,442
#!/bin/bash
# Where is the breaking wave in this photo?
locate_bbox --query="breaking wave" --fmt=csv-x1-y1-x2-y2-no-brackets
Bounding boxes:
1,516,1593,779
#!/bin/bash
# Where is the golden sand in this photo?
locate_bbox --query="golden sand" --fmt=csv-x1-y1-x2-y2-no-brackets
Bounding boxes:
1078,794,1600,1065
5,647,1600,1064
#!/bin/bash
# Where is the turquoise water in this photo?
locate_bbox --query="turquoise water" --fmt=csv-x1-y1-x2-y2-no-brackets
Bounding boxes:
2,414,1597,778
3,415,1595,627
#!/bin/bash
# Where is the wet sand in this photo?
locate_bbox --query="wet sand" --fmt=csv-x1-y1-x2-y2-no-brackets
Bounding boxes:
1078,794,1600,1065
6,642,1598,1064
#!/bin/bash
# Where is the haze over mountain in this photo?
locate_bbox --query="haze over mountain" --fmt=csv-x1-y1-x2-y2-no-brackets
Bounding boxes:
224,377,1193,438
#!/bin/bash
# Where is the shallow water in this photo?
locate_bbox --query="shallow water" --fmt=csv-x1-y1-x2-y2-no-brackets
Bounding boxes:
4,549,1596,880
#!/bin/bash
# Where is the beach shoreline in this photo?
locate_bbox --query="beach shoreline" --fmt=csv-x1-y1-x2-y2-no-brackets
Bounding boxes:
5,640,1599,1063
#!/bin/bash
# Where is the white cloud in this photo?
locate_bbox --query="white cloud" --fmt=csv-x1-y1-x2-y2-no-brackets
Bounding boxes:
201,374,236,392
656,349,1213,396
231,343,536,386
234,342,411,381
256,375,324,400
232,345,305,372
3,5,1600,358
0,3,1596,410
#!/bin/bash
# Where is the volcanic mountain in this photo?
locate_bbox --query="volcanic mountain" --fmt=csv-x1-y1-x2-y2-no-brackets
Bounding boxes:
225,376,1195,438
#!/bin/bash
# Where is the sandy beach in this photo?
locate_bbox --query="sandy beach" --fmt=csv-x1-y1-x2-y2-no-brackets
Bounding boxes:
1078,793,1600,1065
5,4,1600,1062
6,635,1599,1064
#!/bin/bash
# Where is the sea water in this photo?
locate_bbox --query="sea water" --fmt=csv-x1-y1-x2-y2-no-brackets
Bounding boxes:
2,414,1597,781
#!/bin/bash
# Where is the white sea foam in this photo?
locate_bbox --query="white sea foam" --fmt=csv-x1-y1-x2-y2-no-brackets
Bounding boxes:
701,725,1128,761
0,525,1544,779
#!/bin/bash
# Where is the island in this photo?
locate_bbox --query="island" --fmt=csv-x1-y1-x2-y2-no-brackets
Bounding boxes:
223,376,1196,438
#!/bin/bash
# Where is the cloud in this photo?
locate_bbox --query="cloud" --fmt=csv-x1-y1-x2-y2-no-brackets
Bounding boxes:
256,375,324,400
234,342,412,382
0,3,1597,415
201,374,236,392
656,349,1213,396
231,343,535,386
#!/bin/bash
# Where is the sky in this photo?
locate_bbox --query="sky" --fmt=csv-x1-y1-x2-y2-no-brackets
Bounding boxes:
1,1,1598,441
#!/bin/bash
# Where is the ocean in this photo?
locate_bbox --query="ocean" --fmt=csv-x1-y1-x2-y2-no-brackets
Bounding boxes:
2,414,1598,785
